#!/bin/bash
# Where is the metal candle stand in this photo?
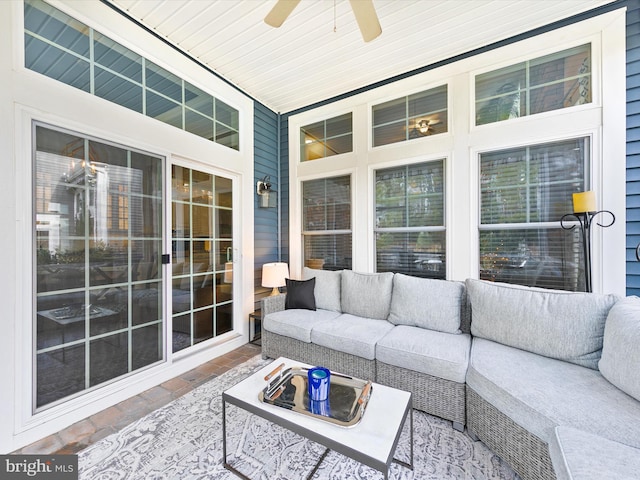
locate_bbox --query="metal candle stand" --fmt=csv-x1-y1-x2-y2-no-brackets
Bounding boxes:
560,210,615,293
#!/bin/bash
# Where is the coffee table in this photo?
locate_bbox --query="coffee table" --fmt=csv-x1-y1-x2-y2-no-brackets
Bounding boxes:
222,357,413,480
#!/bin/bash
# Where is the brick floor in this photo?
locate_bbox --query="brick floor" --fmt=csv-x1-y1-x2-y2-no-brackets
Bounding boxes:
13,343,261,455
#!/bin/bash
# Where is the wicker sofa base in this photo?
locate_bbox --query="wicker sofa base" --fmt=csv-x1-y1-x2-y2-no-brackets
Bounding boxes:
262,330,377,381
262,330,467,426
377,361,466,426
467,387,555,480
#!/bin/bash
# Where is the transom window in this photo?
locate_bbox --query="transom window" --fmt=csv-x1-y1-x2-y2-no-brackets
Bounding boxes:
375,160,445,278
475,44,591,125
479,137,590,291
300,113,353,162
302,176,352,270
372,85,448,147
24,0,240,150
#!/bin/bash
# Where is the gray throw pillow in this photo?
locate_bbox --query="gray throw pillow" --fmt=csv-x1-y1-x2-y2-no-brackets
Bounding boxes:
599,296,640,401
341,270,394,320
388,274,463,334
467,279,619,369
302,267,341,312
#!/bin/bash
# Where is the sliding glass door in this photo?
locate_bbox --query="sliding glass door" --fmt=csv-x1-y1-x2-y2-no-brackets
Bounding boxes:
171,165,234,353
33,125,237,411
34,124,164,410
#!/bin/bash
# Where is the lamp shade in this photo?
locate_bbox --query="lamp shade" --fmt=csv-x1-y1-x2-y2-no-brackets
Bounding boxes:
573,191,596,213
262,262,289,296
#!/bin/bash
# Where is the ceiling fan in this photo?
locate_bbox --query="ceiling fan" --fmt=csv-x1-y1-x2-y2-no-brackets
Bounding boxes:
264,0,382,43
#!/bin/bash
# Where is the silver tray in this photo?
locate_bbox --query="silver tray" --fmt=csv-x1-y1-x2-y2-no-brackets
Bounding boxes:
258,364,372,427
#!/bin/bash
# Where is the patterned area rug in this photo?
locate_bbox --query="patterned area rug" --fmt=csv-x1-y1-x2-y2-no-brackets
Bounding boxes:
79,355,519,479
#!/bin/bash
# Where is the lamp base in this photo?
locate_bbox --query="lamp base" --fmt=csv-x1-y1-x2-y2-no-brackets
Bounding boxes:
270,287,280,296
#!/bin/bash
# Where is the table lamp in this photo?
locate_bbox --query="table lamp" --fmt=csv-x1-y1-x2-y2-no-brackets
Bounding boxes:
262,262,289,296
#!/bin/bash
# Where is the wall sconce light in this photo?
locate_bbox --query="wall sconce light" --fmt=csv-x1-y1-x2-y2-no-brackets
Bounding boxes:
257,175,276,208
560,190,615,292
262,262,289,296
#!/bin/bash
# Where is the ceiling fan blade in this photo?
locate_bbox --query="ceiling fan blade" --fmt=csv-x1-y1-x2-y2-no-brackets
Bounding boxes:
264,0,301,28
349,0,382,42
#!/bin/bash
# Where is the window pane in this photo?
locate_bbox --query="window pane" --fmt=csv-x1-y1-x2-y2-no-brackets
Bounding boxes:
375,160,445,277
215,99,239,130
25,37,90,92
303,177,351,231
90,333,128,387
408,86,447,117
215,122,240,150
475,45,591,125
186,110,214,141
325,113,352,137
376,231,445,279
302,175,351,270
301,121,324,142
37,345,85,407
95,67,143,113
373,121,405,147
376,161,444,228
300,114,352,161
146,62,182,102
94,33,142,83
25,0,90,57
304,234,352,270
479,137,589,291
132,324,162,370
325,134,352,157
479,228,583,291
373,97,405,125
185,82,213,117
481,139,588,225
372,85,448,146
146,91,182,128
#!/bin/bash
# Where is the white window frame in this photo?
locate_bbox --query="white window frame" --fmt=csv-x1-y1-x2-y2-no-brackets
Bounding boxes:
288,9,626,295
6,0,255,452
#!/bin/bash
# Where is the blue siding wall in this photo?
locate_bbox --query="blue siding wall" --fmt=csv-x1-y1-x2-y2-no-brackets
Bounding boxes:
254,103,280,304
279,114,290,265
627,1,640,295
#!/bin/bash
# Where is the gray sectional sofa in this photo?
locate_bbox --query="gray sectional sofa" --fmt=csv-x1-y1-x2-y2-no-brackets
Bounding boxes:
261,268,640,480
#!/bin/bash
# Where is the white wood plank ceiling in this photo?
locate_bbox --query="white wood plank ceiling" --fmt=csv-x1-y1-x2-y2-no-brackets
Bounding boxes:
107,0,614,113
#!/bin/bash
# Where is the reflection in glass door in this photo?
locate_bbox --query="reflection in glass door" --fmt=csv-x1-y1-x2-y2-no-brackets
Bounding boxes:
171,166,233,353
33,124,164,410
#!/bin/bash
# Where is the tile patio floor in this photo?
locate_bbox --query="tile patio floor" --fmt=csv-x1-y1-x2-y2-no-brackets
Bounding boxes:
14,343,262,455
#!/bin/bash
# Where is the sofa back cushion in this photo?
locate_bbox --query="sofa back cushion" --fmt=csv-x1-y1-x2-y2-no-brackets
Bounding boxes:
599,296,640,401
466,279,619,369
302,267,342,312
341,270,394,320
388,274,463,334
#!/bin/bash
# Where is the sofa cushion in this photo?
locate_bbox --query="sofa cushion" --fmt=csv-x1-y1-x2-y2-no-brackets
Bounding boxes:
302,267,341,312
467,338,640,448
341,270,394,320
599,296,640,402
466,279,619,369
262,309,341,343
310,313,394,360
376,325,470,383
388,274,463,334
285,277,316,311
550,426,640,480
